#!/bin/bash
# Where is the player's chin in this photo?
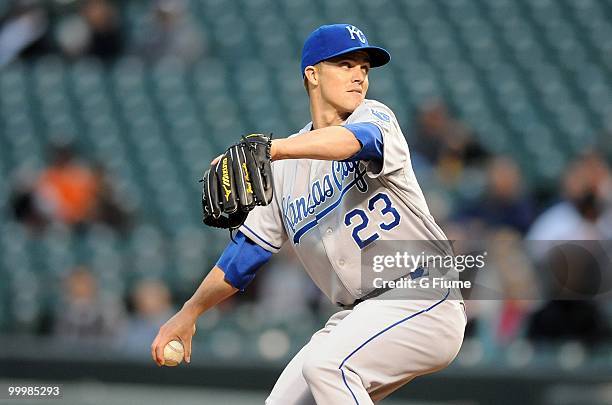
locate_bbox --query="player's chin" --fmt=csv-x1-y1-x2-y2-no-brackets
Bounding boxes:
344,91,364,111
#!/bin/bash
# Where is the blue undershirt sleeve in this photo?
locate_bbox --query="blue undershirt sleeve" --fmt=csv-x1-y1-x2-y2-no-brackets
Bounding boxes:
341,122,384,162
216,231,273,291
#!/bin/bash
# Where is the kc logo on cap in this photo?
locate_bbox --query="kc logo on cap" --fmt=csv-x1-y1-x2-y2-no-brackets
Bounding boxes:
301,23,391,77
346,25,366,43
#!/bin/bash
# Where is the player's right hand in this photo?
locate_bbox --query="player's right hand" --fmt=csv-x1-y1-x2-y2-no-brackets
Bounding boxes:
151,307,198,366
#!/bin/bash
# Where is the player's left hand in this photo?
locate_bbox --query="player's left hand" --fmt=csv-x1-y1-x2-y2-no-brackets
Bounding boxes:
201,133,274,230
151,308,198,366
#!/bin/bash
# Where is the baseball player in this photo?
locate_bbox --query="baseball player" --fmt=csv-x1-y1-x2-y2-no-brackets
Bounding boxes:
152,24,466,404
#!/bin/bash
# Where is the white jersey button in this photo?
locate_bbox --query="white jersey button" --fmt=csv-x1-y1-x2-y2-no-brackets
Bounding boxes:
338,259,345,266
326,228,333,234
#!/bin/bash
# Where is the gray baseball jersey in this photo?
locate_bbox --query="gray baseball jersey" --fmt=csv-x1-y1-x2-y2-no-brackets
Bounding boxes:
239,98,461,306
240,98,466,404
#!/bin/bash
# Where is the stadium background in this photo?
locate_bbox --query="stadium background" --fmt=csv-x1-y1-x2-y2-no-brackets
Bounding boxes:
0,0,611,404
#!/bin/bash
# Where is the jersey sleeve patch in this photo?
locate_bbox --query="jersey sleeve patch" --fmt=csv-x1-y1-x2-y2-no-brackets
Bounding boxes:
370,108,391,123
356,102,409,179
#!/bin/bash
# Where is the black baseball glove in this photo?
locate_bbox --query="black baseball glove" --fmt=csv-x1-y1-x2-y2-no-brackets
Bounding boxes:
201,134,273,230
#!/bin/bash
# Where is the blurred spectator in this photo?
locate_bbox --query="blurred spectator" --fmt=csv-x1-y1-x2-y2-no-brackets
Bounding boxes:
35,141,99,228
134,0,206,63
53,266,124,341
455,156,536,234
451,231,539,344
91,164,133,233
527,150,612,243
8,168,48,231
526,242,612,345
487,230,539,344
256,247,322,322
413,99,488,184
55,12,90,58
81,0,123,60
119,279,174,353
0,1,52,67
527,300,612,345
56,0,124,60
10,141,132,233
525,151,612,346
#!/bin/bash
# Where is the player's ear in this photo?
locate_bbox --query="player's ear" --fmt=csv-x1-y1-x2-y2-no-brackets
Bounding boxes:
304,65,318,87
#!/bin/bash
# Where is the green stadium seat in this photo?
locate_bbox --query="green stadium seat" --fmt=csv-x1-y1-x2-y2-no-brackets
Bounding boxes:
528,0,563,24
172,226,209,282
213,14,254,58
31,55,65,84
401,0,440,21
255,20,294,60
0,91,29,124
321,1,365,27
0,63,27,98
192,59,228,92
4,116,44,169
128,224,167,278
71,60,104,91
358,0,400,18
239,0,277,19
445,0,482,21
471,120,511,155
199,0,239,22
399,62,442,104
281,0,312,22
151,57,186,84
289,15,327,44
10,274,41,331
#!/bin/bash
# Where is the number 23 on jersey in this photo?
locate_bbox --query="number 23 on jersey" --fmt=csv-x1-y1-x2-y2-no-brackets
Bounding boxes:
344,192,401,249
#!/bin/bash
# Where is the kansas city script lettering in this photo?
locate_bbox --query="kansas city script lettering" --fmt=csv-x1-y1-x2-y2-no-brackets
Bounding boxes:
282,161,369,233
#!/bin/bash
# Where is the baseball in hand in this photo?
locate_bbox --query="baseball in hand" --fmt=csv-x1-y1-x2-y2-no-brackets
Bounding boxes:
163,340,184,366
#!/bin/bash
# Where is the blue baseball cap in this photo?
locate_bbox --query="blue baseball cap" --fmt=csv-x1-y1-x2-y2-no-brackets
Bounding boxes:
301,24,391,77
